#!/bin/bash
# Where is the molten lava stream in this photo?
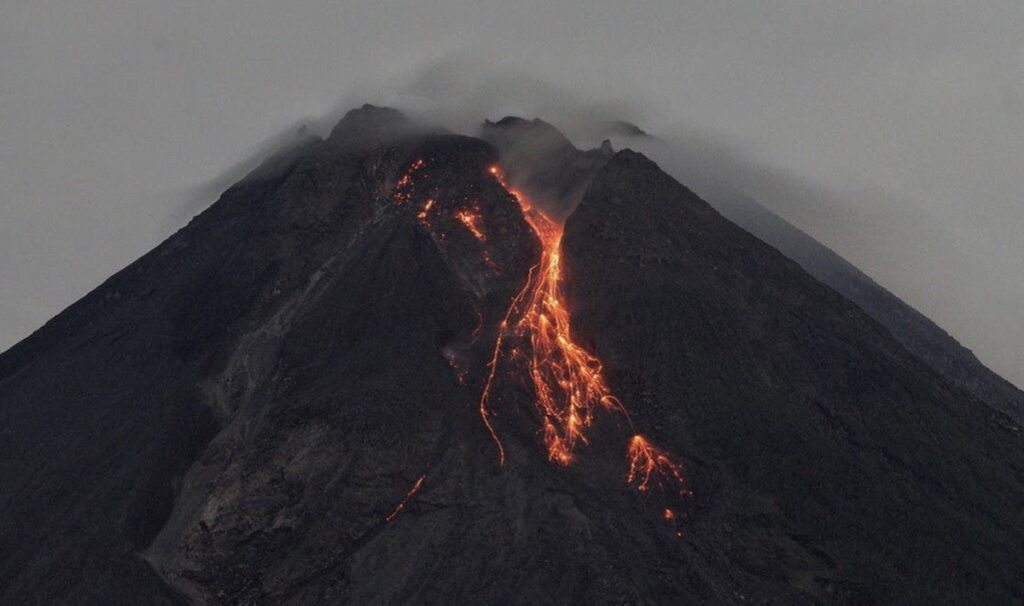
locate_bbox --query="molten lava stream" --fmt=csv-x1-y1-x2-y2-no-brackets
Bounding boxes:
389,158,690,532
480,165,690,526
479,166,624,465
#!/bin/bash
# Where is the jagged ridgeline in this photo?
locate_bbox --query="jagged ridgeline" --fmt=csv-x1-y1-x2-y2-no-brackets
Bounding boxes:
0,105,1021,605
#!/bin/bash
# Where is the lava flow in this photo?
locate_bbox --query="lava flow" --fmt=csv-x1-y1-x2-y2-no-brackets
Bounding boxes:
385,473,427,522
627,435,693,497
455,205,487,242
480,166,624,466
481,165,690,518
389,158,691,530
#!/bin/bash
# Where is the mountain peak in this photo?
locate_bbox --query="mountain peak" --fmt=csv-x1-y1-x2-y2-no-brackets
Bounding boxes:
328,103,411,146
480,116,610,221
604,120,652,138
608,147,660,171
486,114,570,134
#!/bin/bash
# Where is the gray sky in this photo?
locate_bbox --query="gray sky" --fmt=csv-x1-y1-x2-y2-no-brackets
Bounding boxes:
1,1,1021,387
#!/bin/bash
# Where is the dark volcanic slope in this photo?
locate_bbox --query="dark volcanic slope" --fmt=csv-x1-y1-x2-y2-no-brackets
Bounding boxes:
0,107,540,604
1,107,1022,605
563,151,1024,604
480,116,612,221
711,193,1024,424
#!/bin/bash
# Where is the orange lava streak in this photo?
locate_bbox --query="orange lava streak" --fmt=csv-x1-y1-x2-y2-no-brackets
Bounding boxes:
626,435,691,497
385,473,427,522
386,161,691,532
455,205,487,241
517,213,621,464
417,198,436,220
393,159,426,204
478,265,537,465
486,166,626,465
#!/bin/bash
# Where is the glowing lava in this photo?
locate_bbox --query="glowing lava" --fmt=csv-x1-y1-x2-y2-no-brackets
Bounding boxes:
479,171,624,465
455,205,487,242
392,158,426,205
417,198,436,221
389,159,691,532
482,165,689,516
627,435,692,497
385,473,427,522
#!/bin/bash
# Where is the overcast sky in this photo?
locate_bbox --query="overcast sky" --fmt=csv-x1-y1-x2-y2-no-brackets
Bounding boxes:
1,1,1021,386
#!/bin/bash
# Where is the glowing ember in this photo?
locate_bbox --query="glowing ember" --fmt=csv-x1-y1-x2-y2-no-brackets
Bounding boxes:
393,159,426,205
506,207,621,464
385,473,427,522
455,205,487,242
417,198,436,220
627,434,691,497
479,270,535,465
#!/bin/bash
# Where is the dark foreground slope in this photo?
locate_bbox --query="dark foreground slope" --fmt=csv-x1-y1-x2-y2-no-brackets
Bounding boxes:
711,193,1024,424
0,107,1021,605
562,151,1024,604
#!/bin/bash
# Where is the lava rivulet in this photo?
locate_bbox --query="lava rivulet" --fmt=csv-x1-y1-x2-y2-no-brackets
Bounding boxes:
627,435,692,498
392,158,426,205
455,205,487,242
480,166,624,466
482,165,690,521
417,198,435,221
385,473,427,522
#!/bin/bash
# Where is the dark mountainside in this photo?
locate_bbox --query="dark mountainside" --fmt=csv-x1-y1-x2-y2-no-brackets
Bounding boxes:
0,105,1021,605
480,117,612,221
599,126,1024,426
710,193,1024,425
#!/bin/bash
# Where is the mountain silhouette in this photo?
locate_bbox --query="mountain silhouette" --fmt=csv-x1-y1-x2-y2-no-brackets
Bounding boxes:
0,106,1020,605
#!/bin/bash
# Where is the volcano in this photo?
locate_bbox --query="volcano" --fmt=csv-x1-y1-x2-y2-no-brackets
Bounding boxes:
0,105,1021,605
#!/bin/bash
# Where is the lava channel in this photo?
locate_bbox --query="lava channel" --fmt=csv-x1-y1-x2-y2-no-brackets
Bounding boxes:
388,158,691,531
480,165,690,520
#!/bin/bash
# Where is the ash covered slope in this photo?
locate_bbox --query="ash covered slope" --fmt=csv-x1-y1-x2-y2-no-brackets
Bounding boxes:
563,150,1024,604
711,193,1024,424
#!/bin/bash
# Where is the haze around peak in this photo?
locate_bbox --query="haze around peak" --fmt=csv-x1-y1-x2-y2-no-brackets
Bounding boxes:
1,1,1020,386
